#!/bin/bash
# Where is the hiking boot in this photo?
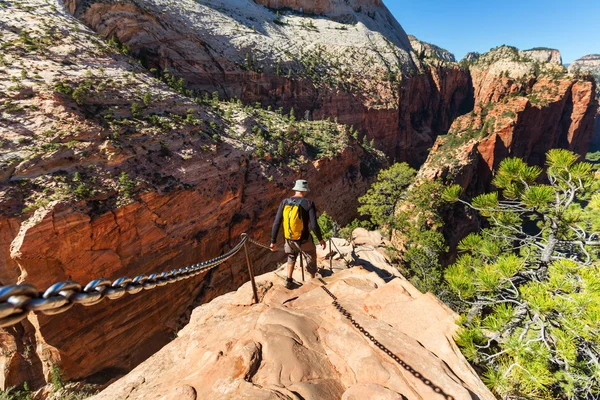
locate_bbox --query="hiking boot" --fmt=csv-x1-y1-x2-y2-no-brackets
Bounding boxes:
285,278,294,290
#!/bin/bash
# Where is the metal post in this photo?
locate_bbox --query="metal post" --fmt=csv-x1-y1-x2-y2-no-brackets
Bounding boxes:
300,251,305,282
329,238,333,271
243,241,259,304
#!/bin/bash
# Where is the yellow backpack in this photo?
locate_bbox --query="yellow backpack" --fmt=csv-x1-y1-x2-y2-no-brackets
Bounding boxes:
283,198,306,240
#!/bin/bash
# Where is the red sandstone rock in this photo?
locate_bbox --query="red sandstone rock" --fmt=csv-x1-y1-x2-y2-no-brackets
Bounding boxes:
89,238,495,400
0,0,379,390
63,0,471,164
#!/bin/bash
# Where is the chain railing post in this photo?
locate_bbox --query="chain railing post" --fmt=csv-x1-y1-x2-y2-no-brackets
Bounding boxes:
329,238,333,271
300,251,305,282
243,238,259,304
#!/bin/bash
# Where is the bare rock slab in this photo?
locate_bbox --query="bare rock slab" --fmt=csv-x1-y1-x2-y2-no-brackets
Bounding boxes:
91,259,495,400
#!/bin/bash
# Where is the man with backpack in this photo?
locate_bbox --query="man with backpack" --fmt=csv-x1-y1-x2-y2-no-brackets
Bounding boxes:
270,179,326,289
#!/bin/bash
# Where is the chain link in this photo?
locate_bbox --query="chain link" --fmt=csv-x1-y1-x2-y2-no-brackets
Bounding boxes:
0,234,255,328
246,236,272,251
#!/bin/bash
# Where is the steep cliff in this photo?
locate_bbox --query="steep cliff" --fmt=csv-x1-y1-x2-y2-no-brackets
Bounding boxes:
417,46,598,248
409,35,456,63
420,46,598,194
0,0,383,390
569,54,600,84
569,54,600,150
61,0,473,164
88,231,496,400
520,47,562,65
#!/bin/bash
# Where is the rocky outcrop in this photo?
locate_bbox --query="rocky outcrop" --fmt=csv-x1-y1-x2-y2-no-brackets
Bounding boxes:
462,52,480,63
569,54,600,151
253,0,382,18
569,54,600,80
417,46,598,248
569,55,600,151
62,0,472,164
409,35,456,62
89,232,495,400
521,48,562,64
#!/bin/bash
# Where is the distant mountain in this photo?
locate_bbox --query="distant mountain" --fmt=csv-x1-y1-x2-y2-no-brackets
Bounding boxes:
569,54,600,93
408,34,456,62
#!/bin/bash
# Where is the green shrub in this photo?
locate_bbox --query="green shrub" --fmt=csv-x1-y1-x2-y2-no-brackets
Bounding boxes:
317,212,339,240
118,172,135,198
51,365,64,391
130,102,143,118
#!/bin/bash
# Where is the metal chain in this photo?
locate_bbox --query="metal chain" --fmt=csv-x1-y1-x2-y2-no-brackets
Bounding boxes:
320,284,456,400
246,236,272,251
0,234,252,328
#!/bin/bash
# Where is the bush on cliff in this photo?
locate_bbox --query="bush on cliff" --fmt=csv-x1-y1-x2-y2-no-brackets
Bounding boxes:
356,164,451,295
444,149,600,399
357,162,416,232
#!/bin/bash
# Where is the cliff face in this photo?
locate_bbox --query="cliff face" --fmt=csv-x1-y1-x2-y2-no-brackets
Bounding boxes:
569,54,600,81
62,0,472,165
569,54,600,150
520,48,562,65
253,0,384,18
417,46,598,248
420,46,598,194
0,0,382,389
409,35,456,63
89,232,496,400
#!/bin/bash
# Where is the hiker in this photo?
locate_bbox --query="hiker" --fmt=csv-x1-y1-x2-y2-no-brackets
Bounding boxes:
270,179,326,289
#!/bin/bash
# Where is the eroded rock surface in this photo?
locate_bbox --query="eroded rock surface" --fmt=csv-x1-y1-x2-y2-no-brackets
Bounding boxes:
570,54,600,149
90,235,495,400
419,46,598,195
0,0,381,389
62,0,472,163
409,35,456,62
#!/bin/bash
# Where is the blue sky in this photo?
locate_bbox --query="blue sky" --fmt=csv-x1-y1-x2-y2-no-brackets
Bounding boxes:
386,0,599,64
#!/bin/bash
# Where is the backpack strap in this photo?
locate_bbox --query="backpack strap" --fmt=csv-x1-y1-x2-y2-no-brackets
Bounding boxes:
287,197,310,209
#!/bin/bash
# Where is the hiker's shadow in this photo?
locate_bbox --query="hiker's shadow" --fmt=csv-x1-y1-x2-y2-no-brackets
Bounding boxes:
318,268,334,278
353,258,396,282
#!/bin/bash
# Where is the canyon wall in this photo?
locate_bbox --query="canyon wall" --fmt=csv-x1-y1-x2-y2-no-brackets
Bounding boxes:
63,0,473,165
569,54,600,150
0,0,383,389
420,46,597,194
417,46,598,247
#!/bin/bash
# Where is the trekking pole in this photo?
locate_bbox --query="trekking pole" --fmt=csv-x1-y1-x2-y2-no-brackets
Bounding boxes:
300,252,305,282
243,238,259,304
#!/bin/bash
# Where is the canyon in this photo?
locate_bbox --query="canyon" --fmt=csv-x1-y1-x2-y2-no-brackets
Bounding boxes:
0,0,598,395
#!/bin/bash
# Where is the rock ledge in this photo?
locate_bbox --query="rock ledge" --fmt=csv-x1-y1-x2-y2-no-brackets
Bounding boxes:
91,234,494,400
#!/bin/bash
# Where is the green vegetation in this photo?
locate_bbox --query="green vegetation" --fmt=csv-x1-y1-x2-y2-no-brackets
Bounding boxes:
216,100,379,165
51,365,64,391
0,382,31,400
317,212,339,240
118,171,135,199
444,150,600,399
356,163,416,231
343,163,451,294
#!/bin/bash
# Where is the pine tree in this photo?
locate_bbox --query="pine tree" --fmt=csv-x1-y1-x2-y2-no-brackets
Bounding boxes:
357,163,416,232
443,149,600,399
